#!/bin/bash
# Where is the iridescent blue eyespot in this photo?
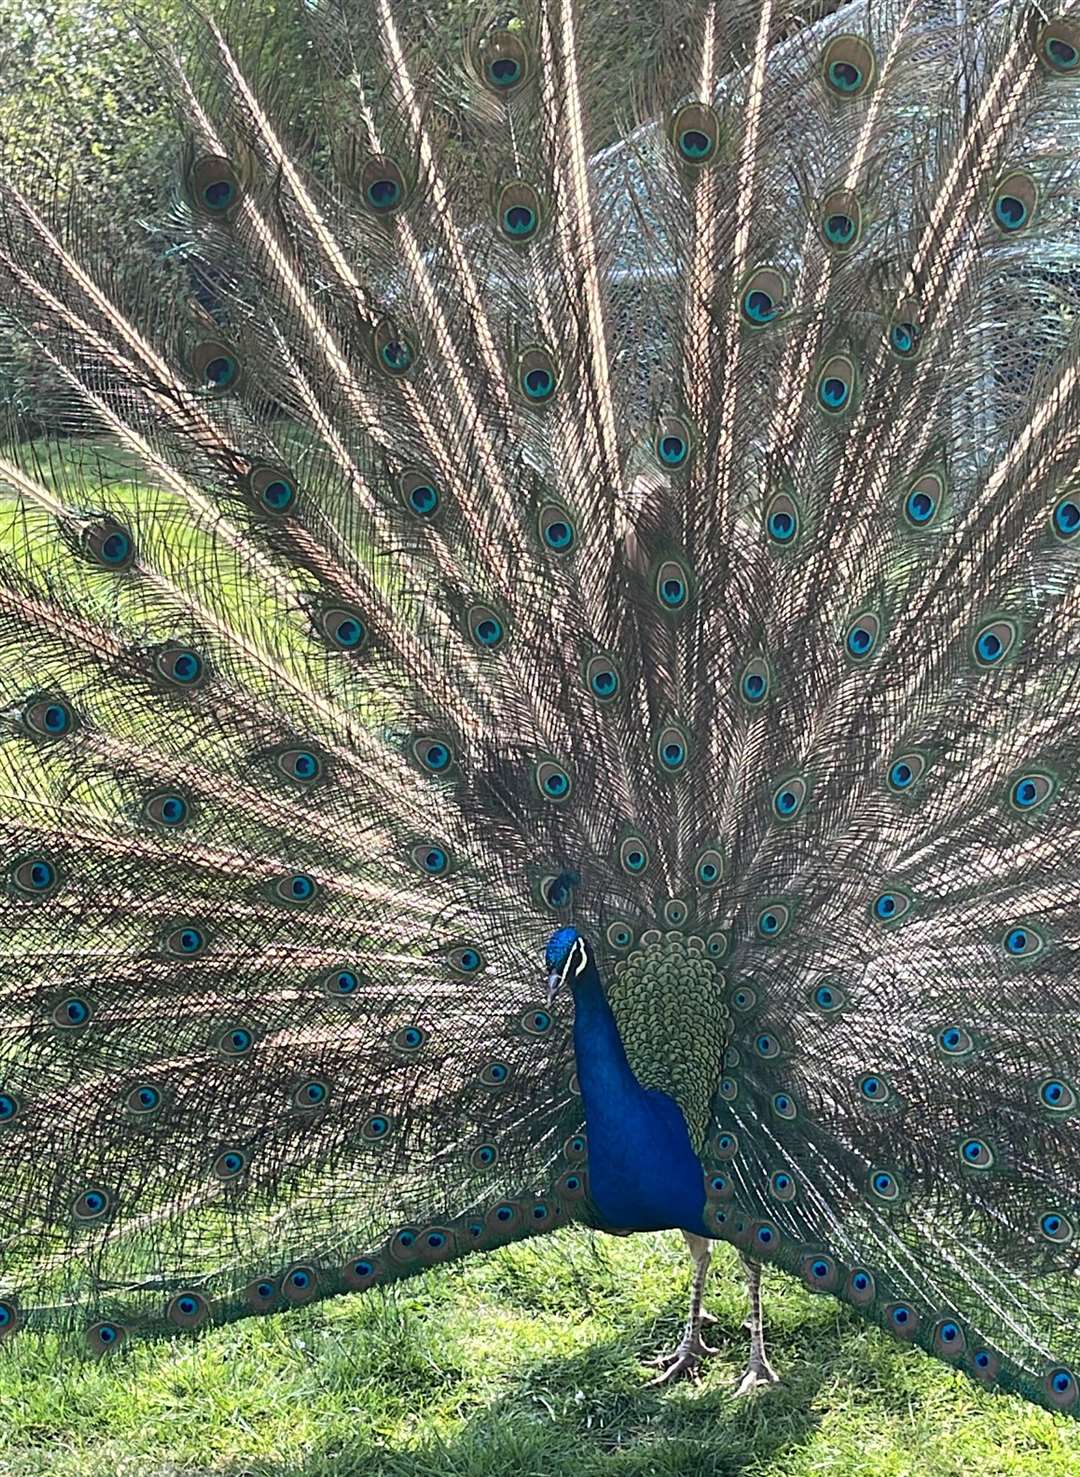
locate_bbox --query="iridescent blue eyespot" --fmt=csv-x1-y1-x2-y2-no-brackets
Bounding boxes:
363,1115,391,1139
992,174,1037,233
1040,1211,1073,1243
960,1137,994,1168
756,902,791,938
448,945,483,973
812,980,844,1012
765,492,800,547
771,776,807,821
402,473,440,518
261,479,295,512
220,1027,253,1056
1053,497,1080,539
1047,1368,1078,1407
537,760,572,800
586,656,620,700
845,611,881,659
481,1062,509,1086
1042,27,1080,71
468,606,505,649
656,560,690,610
517,349,557,403
412,843,450,876
740,658,771,706
190,156,241,214
889,321,920,357
872,890,911,923
324,968,359,996
905,487,935,523
502,201,537,238
126,1084,161,1114
54,996,91,1028
823,37,875,98
202,352,239,390
939,1025,973,1055
869,1169,900,1200
1003,923,1044,958
367,177,401,211
1039,1078,1076,1112
414,738,452,773
11,857,57,896
657,728,688,772
0,1092,19,1123
744,289,778,323
973,618,1018,667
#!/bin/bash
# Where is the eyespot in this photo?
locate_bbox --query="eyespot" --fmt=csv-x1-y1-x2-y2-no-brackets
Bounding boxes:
282,1264,319,1304
543,872,576,909
663,898,688,927
1003,923,1045,959
619,836,650,874
478,29,530,93
755,902,791,939
167,1290,211,1328
392,1025,427,1052
695,848,724,888
22,695,77,739
141,789,193,828
606,920,634,950
496,180,542,243
706,930,730,959
739,266,788,327
516,346,557,404
373,319,416,376
1045,1367,1078,1409
752,1221,780,1254
655,559,691,611
712,1132,738,1162
400,469,441,519
1039,1077,1076,1112
859,1074,890,1103
243,464,296,515
819,189,862,252
823,35,875,96
80,518,135,570
972,617,1019,668
538,504,575,553
564,1133,588,1162
161,923,208,957
216,1025,254,1057
902,471,945,528
771,775,807,822
0,1299,21,1340
1008,770,1057,817
886,751,927,794
705,1171,733,1203
844,609,881,660
407,736,453,778
125,1083,162,1116
73,1187,113,1222
811,979,845,1012
585,655,620,701
991,172,1037,234
313,605,368,652
293,1078,330,1110
739,657,771,706
272,873,319,906
1038,19,1080,72
360,155,407,215
871,889,912,924
800,1254,838,1294
192,340,241,393
845,1268,876,1306
0,1091,22,1125
10,856,60,898
886,1303,919,1340
467,604,506,650
764,491,801,548
87,1322,125,1354
447,945,484,974
753,1029,779,1057
771,1092,797,1119
410,842,451,876
151,644,205,688
536,759,572,802
342,1257,381,1291
323,966,361,997
654,415,692,468
522,1007,553,1035
361,1115,393,1142
887,305,922,360
719,1077,739,1101
556,1170,586,1199
816,354,857,414
959,1137,994,1169
1040,1210,1073,1244
656,724,689,774
769,1171,797,1202
1053,495,1080,540
247,1277,279,1311
938,1025,974,1055
52,995,92,1028
190,154,242,213
274,747,324,785
671,101,720,165
868,1168,901,1201
480,1061,510,1087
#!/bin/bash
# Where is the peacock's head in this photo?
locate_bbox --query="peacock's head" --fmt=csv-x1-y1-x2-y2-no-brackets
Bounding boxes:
545,926,591,1002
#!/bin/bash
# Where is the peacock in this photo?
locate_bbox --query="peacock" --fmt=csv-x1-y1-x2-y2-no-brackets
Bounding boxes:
2,0,1080,1416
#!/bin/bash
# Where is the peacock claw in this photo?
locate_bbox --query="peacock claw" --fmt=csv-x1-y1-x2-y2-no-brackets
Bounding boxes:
646,1332,719,1385
731,1355,781,1398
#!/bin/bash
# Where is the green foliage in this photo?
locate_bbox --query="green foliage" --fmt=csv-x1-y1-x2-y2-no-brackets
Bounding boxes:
3,1231,1080,1475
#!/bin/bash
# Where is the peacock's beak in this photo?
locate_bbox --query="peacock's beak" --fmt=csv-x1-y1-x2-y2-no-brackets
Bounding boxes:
546,971,561,1003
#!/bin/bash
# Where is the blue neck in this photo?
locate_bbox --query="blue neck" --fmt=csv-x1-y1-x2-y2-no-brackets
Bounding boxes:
570,954,708,1236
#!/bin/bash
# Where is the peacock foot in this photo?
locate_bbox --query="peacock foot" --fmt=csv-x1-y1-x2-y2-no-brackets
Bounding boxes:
731,1352,781,1398
646,1329,719,1385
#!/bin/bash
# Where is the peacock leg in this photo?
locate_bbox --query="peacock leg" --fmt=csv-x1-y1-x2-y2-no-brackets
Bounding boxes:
732,1255,781,1396
646,1231,719,1384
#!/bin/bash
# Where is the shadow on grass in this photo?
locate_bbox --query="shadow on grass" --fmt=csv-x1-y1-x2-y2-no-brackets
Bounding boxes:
214,1301,831,1477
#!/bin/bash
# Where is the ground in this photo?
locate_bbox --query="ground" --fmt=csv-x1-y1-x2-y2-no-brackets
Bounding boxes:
4,1231,1080,1477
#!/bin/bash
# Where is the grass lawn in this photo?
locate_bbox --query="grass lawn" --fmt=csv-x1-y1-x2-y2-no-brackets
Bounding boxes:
4,1231,1080,1477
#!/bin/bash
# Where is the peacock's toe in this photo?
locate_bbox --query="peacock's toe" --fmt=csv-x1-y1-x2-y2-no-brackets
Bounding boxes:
731,1355,781,1398
645,1330,720,1385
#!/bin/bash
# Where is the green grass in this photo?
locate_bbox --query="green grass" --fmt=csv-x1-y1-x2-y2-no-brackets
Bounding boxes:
4,1232,1080,1477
